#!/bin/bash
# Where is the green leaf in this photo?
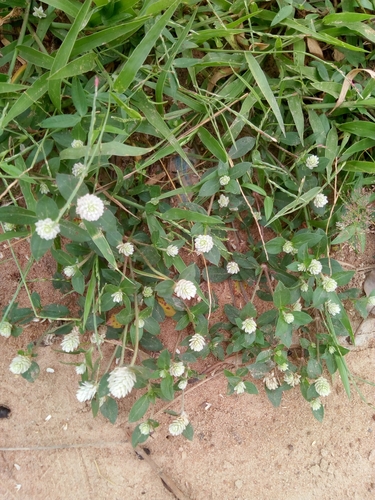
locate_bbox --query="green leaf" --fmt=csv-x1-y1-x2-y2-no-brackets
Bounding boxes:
198,127,227,163
17,45,54,70
84,221,118,269
182,422,194,441
72,271,85,295
40,304,70,319
98,373,110,397
40,114,81,129
198,178,221,197
60,141,152,160
49,53,97,80
307,359,322,378
21,361,40,383
31,232,54,260
244,381,258,394
271,5,294,26
129,394,150,423
132,426,150,447
338,121,375,139
71,77,88,117
143,317,160,336
0,206,36,225
288,95,304,145
100,397,118,424
273,282,291,308
245,52,285,135
161,208,224,225
160,374,174,401
335,355,350,398
140,331,163,351
202,266,229,283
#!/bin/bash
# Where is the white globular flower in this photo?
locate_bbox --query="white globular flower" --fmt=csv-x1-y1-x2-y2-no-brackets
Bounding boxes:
218,194,230,208
283,241,297,254
108,366,136,398
253,211,262,221
76,194,104,221
159,369,168,379
143,286,153,298
328,346,336,354
166,245,179,257
169,413,189,436
9,355,32,374
178,379,188,390
241,317,257,334
306,155,319,169
263,371,278,391
315,376,331,397
169,361,185,377
278,362,289,372
139,422,151,435
72,162,87,177
90,330,106,345
219,175,230,186
75,363,86,375
0,321,12,338
283,312,294,324
367,296,375,306
76,381,97,403
313,193,328,208
33,6,47,18
301,282,309,292
174,279,197,300
111,290,123,304
35,218,60,240
284,371,301,387
189,333,206,352
63,265,76,278
71,139,84,148
61,327,80,353
310,397,322,411
3,222,16,232
135,319,144,329
308,259,322,275
226,261,240,275
234,381,246,394
40,182,49,194
117,242,134,256
322,276,337,292
292,300,302,312
194,234,214,253
297,263,307,272
326,300,340,316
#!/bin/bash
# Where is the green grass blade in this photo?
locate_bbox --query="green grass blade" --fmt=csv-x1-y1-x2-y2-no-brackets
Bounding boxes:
18,46,54,70
49,53,97,80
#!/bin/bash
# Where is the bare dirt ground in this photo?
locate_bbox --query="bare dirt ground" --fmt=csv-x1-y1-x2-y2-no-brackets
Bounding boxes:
1,235,374,500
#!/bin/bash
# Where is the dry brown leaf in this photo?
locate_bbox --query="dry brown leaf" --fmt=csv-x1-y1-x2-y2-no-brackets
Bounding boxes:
333,49,345,62
207,67,239,92
306,37,324,59
330,68,375,114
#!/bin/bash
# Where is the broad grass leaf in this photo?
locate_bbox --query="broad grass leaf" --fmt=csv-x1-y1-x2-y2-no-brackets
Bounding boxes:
17,46,53,69
341,161,375,173
60,141,153,160
49,53,96,80
43,0,79,17
40,114,81,129
335,355,350,398
198,127,227,163
271,5,294,26
288,95,304,144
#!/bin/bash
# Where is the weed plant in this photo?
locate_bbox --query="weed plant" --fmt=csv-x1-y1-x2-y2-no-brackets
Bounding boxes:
1,0,375,444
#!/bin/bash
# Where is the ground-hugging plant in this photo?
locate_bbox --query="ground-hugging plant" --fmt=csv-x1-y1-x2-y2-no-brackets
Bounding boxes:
1,0,375,444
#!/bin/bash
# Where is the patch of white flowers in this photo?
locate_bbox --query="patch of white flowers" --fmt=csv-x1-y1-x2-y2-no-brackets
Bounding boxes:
218,194,229,208
308,259,322,275
111,290,123,303
143,286,153,298
169,361,185,377
117,242,134,256
313,193,328,208
174,279,197,300
169,413,189,436
241,317,257,334
108,366,136,398
306,155,319,169
194,235,214,253
189,333,206,352
310,398,322,411
61,327,80,353
166,245,179,257
76,194,104,221
33,5,47,18
263,371,278,390
284,372,301,387
63,266,77,278
75,363,86,375
0,321,12,338
282,312,294,324
322,276,337,292
219,175,230,186
71,139,84,148
76,381,97,403
326,300,340,316
314,376,331,397
139,422,152,435
35,218,60,240
72,162,87,177
234,381,246,394
226,261,240,274
9,355,32,374
283,241,297,254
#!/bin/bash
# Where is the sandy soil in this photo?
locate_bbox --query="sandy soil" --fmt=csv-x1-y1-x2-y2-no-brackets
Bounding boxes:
0,235,374,500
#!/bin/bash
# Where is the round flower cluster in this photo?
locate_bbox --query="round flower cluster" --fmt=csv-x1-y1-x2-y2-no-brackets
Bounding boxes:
283,241,297,254
40,183,49,194
35,218,60,240
306,155,319,169
139,422,152,436
169,413,189,436
218,194,229,208
300,282,309,292
314,376,331,397
111,290,123,303
143,286,153,298
282,312,294,324
310,398,322,411
108,366,136,398
72,162,87,177
76,381,97,403
263,371,278,390
367,295,375,307
241,317,257,334
284,371,301,387
166,245,179,257
61,326,80,353
71,139,84,148
308,259,322,275
169,361,185,377
174,279,197,300
178,379,188,390
326,300,340,316
135,318,145,329
76,194,104,221
63,265,77,278
189,333,206,352
322,276,337,293
219,175,230,186
194,235,214,253
0,321,12,338
75,363,86,375
234,381,246,394
226,261,240,274
292,300,302,312
117,242,134,256
314,193,328,208
9,355,32,374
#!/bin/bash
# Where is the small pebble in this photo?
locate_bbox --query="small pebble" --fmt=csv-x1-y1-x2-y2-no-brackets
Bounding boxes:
45,415,51,421
46,368,55,373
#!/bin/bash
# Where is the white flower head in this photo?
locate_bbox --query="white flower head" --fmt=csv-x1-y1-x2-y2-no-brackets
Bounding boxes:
9,355,32,374
315,376,331,397
76,194,104,221
108,366,136,398
90,330,106,345
219,175,230,186
301,281,309,292
0,321,12,338
76,381,97,403
367,295,375,306
139,422,151,435
75,363,86,375
136,318,144,329
306,155,319,169
63,265,76,278
143,286,153,298
322,276,337,292
283,241,297,254
326,300,340,316
283,312,294,324
263,371,278,390
310,397,322,411
253,211,262,221
169,413,189,436
61,327,80,353
218,194,229,208
314,193,328,208
166,245,179,257
178,379,188,390
292,299,302,312
72,162,87,177
278,362,289,372
71,139,84,148
33,6,47,18
189,333,206,352
297,263,307,272
227,261,240,275
194,234,214,253
284,371,301,387
40,182,49,194
234,381,246,394
35,218,60,240
169,361,185,377
111,290,123,304
174,279,197,300
117,242,134,256
241,317,257,334
3,222,16,232
159,369,168,379
308,259,322,275
328,346,336,354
